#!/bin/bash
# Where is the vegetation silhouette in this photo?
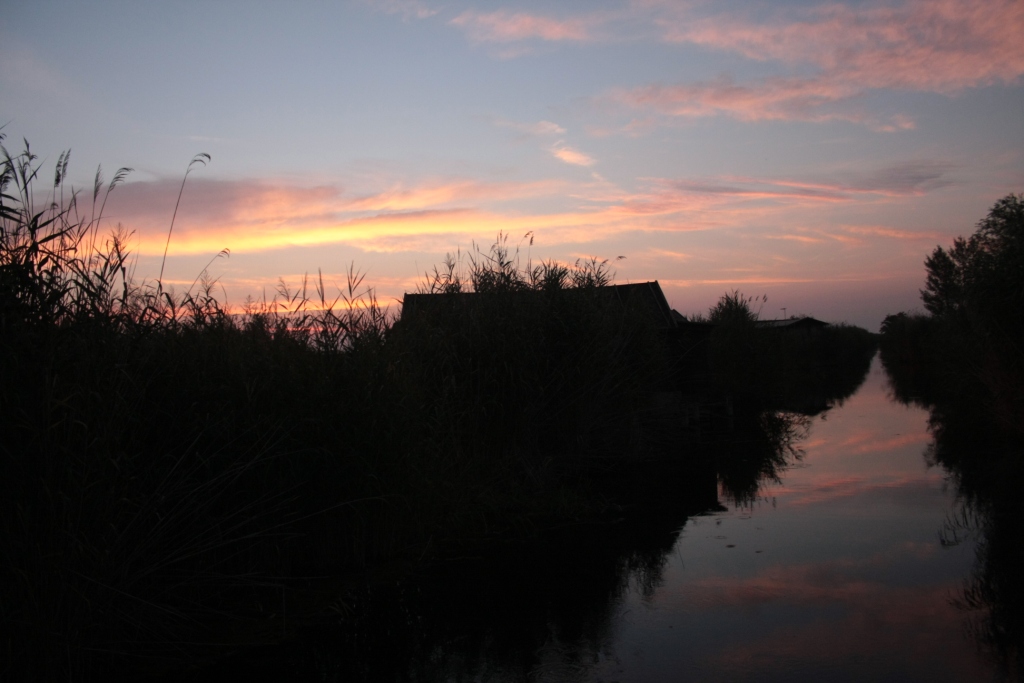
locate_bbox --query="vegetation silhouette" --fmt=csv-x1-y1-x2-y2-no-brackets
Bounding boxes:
880,194,1024,679
690,290,875,504
882,338,1024,681
899,194,1024,433
0,137,876,680
0,138,675,679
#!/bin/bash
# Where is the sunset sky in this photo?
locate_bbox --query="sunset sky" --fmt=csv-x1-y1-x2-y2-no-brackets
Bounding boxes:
3,0,1023,329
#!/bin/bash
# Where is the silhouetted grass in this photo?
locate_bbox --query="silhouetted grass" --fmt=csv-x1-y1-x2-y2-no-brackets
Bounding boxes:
2,138,876,679
0,140,670,678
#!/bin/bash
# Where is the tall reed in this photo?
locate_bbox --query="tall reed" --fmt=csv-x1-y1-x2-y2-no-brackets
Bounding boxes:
1,139,668,679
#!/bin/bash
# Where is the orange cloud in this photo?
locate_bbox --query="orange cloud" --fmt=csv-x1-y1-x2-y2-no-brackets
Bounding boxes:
100,163,955,290
105,176,580,254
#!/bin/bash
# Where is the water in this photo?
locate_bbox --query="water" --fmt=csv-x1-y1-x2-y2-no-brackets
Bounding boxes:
219,355,1007,681
579,356,989,682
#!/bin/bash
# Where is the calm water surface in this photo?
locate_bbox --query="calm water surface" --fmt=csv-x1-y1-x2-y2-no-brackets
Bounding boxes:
225,356,1002,681
575,356,991,682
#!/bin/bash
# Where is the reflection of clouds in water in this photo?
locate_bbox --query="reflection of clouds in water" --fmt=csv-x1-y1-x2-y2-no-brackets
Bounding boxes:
849,432,932,454
589,354,991,681
705,581,984,681
772,358,936,495
688,546,949,611
769,474,945,508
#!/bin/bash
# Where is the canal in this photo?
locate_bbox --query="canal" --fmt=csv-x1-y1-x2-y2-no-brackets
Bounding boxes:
211,354,1008,681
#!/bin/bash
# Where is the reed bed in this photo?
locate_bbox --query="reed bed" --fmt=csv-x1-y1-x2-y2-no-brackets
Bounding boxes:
0,139,667,678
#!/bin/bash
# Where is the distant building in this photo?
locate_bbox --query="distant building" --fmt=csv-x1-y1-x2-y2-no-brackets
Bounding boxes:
401,281,682,330
753,317,829,333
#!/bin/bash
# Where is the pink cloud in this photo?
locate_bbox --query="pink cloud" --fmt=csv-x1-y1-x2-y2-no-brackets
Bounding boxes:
612,0,1024,127
550,143,596,167
765,234,826,244
607,163,954,217
844,225,943,241
92,164,955,319
663,0,1024,94
103,176,571,249
610,75,920,130
612,74,868,124
450,10,594,43
102,174,664,258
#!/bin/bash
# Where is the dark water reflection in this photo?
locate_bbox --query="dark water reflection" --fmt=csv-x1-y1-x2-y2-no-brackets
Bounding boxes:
882,339,1024,679
210,356,1005,682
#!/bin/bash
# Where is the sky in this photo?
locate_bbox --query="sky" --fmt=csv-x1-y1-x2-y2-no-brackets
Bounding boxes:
3,0,1023,330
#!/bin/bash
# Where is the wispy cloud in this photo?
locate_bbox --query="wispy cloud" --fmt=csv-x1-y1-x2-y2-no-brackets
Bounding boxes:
340,179,566,211
609,75,914,130
765,234,826,244
610,0,1024,127
660,0,1024,93
610,162,954,217
493,118,567,137
843,225,942,241
99,161,953,286
104,176,575,256
550,142,596,167
450,9,596,43
363,0,438,21
648,247,691,261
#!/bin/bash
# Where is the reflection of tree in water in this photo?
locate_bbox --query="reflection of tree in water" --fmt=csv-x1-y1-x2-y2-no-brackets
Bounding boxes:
934,415,1024,680
714,345,873,506
882,344,1024,680
391,342,874,679
398,458,725,682
198,457,716,682
199,346,874,682
715,409,811,506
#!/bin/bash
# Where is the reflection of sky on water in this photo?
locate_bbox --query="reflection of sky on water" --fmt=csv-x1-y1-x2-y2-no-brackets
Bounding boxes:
583,357,992,682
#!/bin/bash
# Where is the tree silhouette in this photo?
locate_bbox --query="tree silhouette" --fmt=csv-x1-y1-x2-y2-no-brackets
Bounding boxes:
921,194,1024,321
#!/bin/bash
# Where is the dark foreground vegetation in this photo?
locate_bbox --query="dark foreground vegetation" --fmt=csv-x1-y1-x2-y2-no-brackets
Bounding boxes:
1,139,875,680
880,194,1024,679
